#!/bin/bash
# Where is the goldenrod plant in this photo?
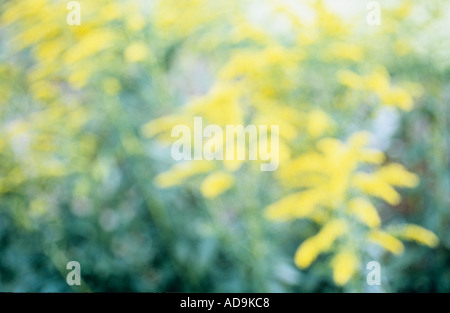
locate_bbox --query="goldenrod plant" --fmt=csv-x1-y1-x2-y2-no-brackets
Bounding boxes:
0,0,448,292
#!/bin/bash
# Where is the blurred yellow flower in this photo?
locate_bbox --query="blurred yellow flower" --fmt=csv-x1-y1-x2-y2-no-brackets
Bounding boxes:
200,171,235,198
326,43,364,62
378,163,420,187
336,70,364,89
125,42,151,63
68,68,92,89
307,110,334,138
155,161,215,188
126,14,146,31
348,198,381,228
379,87,414,111
331,252,359,286
295,219,348,269
369,230,404,255
395,224,439,248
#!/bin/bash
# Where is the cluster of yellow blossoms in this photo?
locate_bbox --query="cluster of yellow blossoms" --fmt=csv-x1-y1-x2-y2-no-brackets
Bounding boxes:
0,0,152,199
144,0,439,286
0,0,439,287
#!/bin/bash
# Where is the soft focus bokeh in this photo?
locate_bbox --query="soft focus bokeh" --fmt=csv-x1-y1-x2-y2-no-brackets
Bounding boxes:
0,0,449,292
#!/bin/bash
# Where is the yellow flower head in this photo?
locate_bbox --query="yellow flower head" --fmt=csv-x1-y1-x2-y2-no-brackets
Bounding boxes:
125,42,151,63
395,224,439,248
368,230,404,255
331,252,359,286
294,219,348,269
348,198,381,228
200,171,235,198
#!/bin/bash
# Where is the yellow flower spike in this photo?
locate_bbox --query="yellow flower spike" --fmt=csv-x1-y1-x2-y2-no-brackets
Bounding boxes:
1,2,25,26
264,194,297,221
230,20,270,44
141,115,193,140
348,131,371,149
394,39,411,56
313,0,350,37
266,137,291,167
294,219,348,269
395,224,439,248
336,70,364,90
378,163,419,188
126,13,146,31
393,2,414,19
352,172,401,205
100,2,122,21
217,51,256,80
318,219,349,244
331,252,359,286
358,148,385,164
364,66,390,94
368,230,404,255
155,161,215,188
36,39,65,61
29,81,58,100
264,189,322,221
380,87,414,111
63,30,116,64
223,158,244,172
326,43,364,62
200,171,234,198
252,106,301,141
296,28,319,46
348,198,381,228
308,209,329,224
272,2,304,30
125,42,151,63
187,84,244,126
316,138,341,155
294,238,320,269
307,110,334,138
278,152,324,177
154,0,221,39
68,68,92,89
